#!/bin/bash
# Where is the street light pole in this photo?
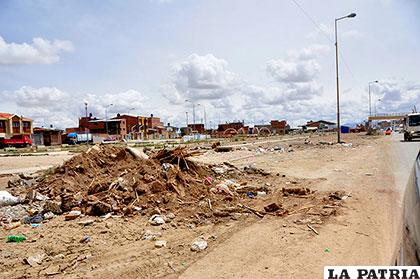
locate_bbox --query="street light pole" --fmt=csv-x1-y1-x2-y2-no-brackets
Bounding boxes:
185,112,189,126
105,104,113,135
335,12,356,143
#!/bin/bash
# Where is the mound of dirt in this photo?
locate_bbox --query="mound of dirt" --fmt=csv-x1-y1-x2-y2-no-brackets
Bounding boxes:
29,145,214,217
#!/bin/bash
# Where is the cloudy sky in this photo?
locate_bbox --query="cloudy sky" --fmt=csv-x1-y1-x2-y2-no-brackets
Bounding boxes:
0,0,419,128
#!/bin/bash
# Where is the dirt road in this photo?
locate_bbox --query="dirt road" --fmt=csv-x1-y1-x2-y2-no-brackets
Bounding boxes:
180,134,417,278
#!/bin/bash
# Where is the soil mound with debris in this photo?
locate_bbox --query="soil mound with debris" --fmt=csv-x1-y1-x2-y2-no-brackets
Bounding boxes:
29,145,212,216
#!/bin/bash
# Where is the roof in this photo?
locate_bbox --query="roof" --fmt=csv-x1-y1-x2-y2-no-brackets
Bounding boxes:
0,112,14,119
88,119,122,123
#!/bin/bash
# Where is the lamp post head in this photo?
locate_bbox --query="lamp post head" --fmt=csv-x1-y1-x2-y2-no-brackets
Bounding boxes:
347,13,356,18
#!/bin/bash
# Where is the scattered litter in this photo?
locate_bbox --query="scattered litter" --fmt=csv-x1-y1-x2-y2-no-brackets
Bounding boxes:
80,235,92,243
307,224,319,235
31,223,41,228
6,235,27,243
3,221,21,230
0,191,21,207
324,248,331,253
365,173,373,176
257,191,267,197
246,192,255,199
23,214,43,224
282,187,311,196
43,212,55,220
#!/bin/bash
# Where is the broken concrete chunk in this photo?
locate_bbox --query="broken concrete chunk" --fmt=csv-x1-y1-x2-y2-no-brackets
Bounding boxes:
264,203,281,212
154,240,167,248
149,214,165,226
64,210,81,221
191,238,208,251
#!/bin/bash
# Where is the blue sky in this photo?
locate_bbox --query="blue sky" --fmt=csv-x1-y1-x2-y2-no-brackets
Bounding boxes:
0,0,419,128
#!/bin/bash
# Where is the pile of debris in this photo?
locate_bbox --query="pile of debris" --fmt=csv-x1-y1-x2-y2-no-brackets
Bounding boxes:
12,145,215,217
1,145,348,229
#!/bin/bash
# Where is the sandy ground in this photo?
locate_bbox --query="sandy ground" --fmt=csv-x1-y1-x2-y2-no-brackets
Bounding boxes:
0,133,417,278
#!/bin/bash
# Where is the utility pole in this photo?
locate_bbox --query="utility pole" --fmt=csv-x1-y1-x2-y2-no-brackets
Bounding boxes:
84,102,89,144
185,111,189,127
105,104,113,135
335,12,356,143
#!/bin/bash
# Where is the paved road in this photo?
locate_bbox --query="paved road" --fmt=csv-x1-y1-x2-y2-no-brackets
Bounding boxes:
391,133,420,194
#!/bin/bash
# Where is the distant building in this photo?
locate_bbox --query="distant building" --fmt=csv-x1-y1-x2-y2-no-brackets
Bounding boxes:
66,113,177,140
33,127,63,146
0,112,33,139
305,120,336,131
188,123,205,134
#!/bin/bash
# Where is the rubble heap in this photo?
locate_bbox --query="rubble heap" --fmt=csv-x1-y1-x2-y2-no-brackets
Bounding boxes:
25,145,212,216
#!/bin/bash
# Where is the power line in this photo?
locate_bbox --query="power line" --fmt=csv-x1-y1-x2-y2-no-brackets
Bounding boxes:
290,0,365,93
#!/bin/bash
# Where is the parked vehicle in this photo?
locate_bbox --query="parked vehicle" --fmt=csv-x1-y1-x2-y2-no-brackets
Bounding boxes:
65,133,92,144
0,135,32,148
385,128,392,135
403,113,420,141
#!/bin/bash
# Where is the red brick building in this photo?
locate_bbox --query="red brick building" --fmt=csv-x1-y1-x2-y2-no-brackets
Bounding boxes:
188,123,205,134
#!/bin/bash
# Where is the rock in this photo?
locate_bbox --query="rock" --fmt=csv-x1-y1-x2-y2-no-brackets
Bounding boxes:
43,200,62,215
91,201,112,216
24,253,46,267
264,203,281,212
142,230,162,240
215,146,233,152
64,210,81,221
155,240,167,248
166,212,175,219
149,214,165,226
191,238,208,251
150,181,166,193
3,221,21,230
42,264,61,276
78,219,95,226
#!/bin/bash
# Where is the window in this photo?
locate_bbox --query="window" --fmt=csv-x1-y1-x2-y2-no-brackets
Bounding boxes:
23,122,30,127
408,115,420,127
0,122,3,127
12,122,20,127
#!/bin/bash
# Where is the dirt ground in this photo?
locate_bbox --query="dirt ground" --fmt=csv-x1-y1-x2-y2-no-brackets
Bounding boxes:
0,133,402,278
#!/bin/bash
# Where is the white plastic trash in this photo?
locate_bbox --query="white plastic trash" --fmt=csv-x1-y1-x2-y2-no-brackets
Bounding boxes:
0,191,21,207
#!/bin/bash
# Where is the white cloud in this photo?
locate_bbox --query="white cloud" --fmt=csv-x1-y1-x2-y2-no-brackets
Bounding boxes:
169,53,242,102
371,79,420,112
266,45,328,83
0,36,74,65
266,59,321,83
